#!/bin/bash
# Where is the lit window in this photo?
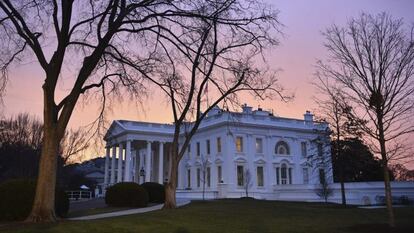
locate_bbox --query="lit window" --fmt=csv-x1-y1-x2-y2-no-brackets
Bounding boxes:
206,140,210,155
257,166,264,187
237,165,244,186
256,138,263,153
275,141,290,155
236,136,243,153
217,137,222,153
197,142,200,156
301,142,307,157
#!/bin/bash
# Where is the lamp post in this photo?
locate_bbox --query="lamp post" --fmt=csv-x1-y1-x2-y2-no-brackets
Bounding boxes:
140,167,145,184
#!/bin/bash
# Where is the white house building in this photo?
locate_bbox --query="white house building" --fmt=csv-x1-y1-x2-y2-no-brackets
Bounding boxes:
103,104,414,204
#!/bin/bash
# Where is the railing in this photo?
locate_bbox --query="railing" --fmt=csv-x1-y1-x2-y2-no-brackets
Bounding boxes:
65,190,92,201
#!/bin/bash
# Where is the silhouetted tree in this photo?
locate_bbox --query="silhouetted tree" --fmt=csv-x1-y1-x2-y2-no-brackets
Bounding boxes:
313,82,365,206
150,0,289,209
316,12,414,227
243,169,253,198
1,0,279,221
331,138,394,182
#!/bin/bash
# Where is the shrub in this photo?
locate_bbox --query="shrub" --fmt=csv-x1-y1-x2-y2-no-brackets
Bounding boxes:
0,179,69,221
105,182,148,207
141,182,165,203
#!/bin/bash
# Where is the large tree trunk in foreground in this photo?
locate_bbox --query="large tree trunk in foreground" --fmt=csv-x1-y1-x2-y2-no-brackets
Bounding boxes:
26,85,61,222
164,156,178,209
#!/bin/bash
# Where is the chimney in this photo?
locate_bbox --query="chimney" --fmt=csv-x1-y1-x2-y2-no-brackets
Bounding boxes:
304,110,314,124
242,103,252,114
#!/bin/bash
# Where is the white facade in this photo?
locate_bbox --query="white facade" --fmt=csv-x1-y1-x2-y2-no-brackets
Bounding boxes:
104,105,333,196
103,104,414,204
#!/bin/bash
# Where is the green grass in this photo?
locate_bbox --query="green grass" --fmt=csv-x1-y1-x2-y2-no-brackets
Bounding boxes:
1,199,413,233
67,206,131,218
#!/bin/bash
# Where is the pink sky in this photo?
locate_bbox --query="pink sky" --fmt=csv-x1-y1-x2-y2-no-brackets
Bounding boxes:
3,0,414,162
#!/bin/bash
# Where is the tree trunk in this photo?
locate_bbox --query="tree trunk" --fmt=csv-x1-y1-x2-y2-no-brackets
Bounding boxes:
378,115,395,228
164,155,178,209
340,178,346,206
26,86,60,222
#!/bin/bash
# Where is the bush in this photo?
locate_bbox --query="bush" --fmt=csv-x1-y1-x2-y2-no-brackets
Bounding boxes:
105,182,149,207
141,182,165,203
0,179,69,221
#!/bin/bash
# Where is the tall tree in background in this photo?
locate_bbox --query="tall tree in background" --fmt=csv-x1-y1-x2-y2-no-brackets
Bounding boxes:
317,12,414,227
0,0,237,222
149,0,289,208
313,80,364,206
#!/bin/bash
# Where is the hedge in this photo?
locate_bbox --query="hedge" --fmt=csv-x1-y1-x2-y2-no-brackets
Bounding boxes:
105,182,149,207
0,179,69,221
141,182,165,203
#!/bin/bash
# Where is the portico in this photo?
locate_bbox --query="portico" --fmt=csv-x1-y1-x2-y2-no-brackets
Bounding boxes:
103,121,175,187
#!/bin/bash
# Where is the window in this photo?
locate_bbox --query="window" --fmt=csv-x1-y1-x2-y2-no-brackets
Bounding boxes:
288,168,292,184
281,164,287,184
318,143,323,157
188,143,191,153
217,165,222,183
217,137,222,153
207,167,211,187
275,141,290,155
197,168,201,187
187,169,191,188
319,169,326,184
257,166,264,187
197,142,200,156
236,136,243,153
303,168,309,184
276,168,280,185
237,165,244,186
255,138,263,153
206,140,210,155
301,142,307,157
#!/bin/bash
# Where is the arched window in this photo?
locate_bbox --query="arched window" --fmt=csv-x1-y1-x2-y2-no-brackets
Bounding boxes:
275,141,290,155
281,164,287,184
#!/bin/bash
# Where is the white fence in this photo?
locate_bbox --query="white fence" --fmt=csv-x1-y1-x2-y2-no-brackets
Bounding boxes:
65,190,92,201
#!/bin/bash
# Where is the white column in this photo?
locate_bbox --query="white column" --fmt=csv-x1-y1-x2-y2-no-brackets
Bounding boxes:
124,140,132,181
145,141,152,182
104,146,110,186
110,145,117,184
158,142,164,184
117,143,124,183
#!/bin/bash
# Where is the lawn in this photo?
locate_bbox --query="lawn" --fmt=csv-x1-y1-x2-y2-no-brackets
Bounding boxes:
1,199,413,233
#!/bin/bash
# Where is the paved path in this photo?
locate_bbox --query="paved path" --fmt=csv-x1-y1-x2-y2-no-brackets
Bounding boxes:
68,200,191,220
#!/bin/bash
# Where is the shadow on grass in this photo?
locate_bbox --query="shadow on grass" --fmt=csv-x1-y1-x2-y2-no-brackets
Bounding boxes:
346,223,414,233
173,226,190,233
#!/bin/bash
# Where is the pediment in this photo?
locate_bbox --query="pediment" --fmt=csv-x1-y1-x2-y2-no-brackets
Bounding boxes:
104,120,127,141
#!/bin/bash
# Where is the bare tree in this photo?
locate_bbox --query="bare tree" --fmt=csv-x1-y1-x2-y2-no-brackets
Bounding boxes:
148,0,289,209
198,153,209,201
313,80,365,206
0,0,239,222
59,128,90,165
316,12,414,227
243,169,253,198
307,127,334,203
